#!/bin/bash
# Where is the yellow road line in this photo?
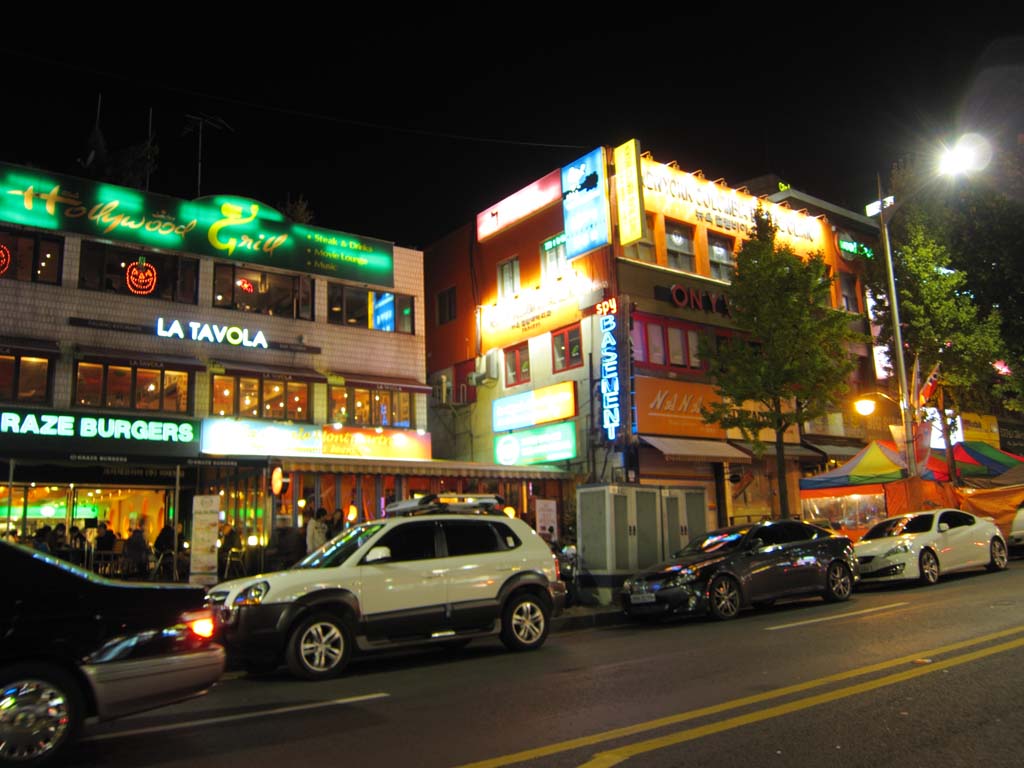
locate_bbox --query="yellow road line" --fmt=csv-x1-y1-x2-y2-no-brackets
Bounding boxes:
452,624,1024,768
580,635,1024,767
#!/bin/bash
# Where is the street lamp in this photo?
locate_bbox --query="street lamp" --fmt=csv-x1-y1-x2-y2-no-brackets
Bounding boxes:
865,133,991,480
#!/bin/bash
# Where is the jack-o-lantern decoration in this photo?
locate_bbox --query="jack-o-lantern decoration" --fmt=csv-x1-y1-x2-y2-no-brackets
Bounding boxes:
0,243,11,277
126,256,157,295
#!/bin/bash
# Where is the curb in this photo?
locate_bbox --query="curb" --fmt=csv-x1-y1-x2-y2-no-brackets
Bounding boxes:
552,606,627,633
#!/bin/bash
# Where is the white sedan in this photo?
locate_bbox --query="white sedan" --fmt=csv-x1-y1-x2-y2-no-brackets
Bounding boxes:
854,508,1008,586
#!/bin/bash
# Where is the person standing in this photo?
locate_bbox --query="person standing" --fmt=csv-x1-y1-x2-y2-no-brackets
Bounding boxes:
306,507,328,554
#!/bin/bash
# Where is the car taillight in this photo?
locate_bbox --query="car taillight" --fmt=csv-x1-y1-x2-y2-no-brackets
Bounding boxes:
182,609,216,639
552,553,561,581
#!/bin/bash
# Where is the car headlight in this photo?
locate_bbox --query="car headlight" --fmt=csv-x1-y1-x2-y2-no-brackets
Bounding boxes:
884,542,911,558
623,578,635,591
233,580,271,606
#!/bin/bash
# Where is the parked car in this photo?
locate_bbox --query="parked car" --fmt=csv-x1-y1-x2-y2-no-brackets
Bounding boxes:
210,494,566,680
620,519,858,621
854,508,1008,585
0,538,225,766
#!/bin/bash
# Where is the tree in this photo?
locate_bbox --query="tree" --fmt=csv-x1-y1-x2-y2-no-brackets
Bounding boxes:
700,211,863,517
281,194,315,224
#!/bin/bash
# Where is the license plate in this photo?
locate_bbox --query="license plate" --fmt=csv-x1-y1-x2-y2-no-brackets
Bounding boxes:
630,593,656,604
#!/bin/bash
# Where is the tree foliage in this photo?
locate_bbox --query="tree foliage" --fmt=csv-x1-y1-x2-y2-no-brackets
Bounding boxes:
700,211,864,516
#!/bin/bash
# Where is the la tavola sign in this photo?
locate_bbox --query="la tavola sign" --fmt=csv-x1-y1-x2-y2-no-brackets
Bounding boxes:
156,317,268,349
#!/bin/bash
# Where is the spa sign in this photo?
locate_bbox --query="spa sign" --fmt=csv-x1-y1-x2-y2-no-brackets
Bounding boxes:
0,162,394,285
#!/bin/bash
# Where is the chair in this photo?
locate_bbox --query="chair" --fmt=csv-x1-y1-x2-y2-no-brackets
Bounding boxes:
224,547,247,580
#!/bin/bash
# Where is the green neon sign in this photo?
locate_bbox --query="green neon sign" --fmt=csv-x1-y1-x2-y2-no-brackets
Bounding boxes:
494,422,577,465
838,235,874,259
0,162,394,286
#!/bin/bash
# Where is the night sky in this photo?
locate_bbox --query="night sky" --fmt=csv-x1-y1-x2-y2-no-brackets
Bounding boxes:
4,14,1022,250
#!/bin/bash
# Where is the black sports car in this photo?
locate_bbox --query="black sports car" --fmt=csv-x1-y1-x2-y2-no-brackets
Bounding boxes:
619,519,859,620
0,539,225,766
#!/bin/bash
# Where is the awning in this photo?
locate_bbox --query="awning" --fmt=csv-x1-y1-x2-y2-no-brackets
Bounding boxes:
803,441,865,461
729,440,826,462
211,359,326,382
328,372,433,393
282,456,574,479
639,436,751,464
0,337,60,356
75,345,206,371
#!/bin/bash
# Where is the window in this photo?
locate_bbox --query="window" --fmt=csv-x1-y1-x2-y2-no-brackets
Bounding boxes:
0,227,62,285
505,342,530,386
491,521,522,549
213,263,313,320
328,385,414,428
839,272,859,312
939,510,974,529
540,234,568,279
327,284,414,333
665,222,695,272
437,286,456,325
630,314,705,372
552,324,583,372
708,234,735,282
78,240,197,303
0,354,50,404
374,522,437,562
74,362,190,413
211,374,308,421
498,257,520,299
443,521,501,556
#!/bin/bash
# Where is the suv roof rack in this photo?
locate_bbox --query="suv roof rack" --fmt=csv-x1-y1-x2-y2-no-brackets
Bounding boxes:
385,494,508,517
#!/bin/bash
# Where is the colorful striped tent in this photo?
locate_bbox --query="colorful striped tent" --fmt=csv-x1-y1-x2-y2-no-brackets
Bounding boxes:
935,441,1024,476
799,441,906,490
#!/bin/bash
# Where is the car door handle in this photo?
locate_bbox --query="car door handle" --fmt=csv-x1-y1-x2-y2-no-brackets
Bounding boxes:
423,569,448,579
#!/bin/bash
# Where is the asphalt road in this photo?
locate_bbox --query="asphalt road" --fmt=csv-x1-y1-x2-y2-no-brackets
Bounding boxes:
71,559,1024,768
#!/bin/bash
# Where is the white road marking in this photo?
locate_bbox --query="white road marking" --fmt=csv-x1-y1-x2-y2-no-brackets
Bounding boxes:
82,692,391,742
765,602,909,631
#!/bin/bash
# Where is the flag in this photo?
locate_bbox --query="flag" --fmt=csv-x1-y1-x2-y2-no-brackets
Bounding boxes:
917,361,941,406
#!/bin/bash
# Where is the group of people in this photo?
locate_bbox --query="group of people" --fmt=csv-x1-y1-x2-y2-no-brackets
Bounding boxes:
26,520,188,579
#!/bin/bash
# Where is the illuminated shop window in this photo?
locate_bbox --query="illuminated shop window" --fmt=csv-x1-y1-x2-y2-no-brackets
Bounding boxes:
327,284,414,333
78,240,197,303
211,374,309,421
552,324,583,373
75,362,190,413
708,234,736,282
505,342,530,386
630,314,706,373
328,385,413,428
665,221,696,272
540,234,568,280
0,227,63,285
212,263,313,320
0,354,50,404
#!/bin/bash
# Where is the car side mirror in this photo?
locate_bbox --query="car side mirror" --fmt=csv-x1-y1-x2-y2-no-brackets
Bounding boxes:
364,545,392,564
746,537,764,552
938,522,950,533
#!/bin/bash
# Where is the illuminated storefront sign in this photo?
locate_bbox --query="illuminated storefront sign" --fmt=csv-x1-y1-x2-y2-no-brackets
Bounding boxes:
156,317,269,348
322,425,431,460
640,157,827,255
599,304,620,441
0,162,394,285
613,139,645,246
201,418,432,460
493,381,577,432
494,422,577,465
0,408,199,459
837,232,874,260
477,170,562,241
634,377,726,439
479,277,586,351
562,147,611,261
372,293,395,332
657,283,730,318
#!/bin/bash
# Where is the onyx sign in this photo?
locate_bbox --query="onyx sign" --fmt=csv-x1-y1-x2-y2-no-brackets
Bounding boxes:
655,284,730,317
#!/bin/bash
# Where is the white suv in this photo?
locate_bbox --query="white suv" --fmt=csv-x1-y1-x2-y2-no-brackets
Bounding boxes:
209,495,566,680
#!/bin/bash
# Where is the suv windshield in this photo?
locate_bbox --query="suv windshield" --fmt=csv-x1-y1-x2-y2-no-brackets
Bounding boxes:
862,514,934,540
675,527,750,557
294,523,385,568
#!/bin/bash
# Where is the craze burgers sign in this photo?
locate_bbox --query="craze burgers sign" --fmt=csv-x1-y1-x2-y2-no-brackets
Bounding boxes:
0,408,200,461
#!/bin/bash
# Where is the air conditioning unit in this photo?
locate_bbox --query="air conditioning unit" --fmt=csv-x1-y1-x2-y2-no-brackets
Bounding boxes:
466,372,487,387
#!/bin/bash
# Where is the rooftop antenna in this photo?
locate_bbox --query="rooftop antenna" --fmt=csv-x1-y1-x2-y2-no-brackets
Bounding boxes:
183,113,233,198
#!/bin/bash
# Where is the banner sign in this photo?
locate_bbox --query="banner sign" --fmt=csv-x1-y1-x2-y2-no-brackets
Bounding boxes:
0,162,394,285
493,381,576,432
494,422,577,465
562,147,611,261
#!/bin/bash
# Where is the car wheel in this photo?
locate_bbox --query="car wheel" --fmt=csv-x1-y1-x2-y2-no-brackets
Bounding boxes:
285,611,353,680
824,561,853,602
919,549,940,586
0,663,83,767
500,592,550,651
987,538,1009,572
708,575,741,620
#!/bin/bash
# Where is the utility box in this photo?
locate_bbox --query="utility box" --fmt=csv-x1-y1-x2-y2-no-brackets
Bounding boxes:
576,483,709,605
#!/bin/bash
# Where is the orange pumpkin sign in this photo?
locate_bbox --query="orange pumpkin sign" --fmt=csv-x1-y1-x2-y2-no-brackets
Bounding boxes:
0,243,10,277
126,257,157,295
